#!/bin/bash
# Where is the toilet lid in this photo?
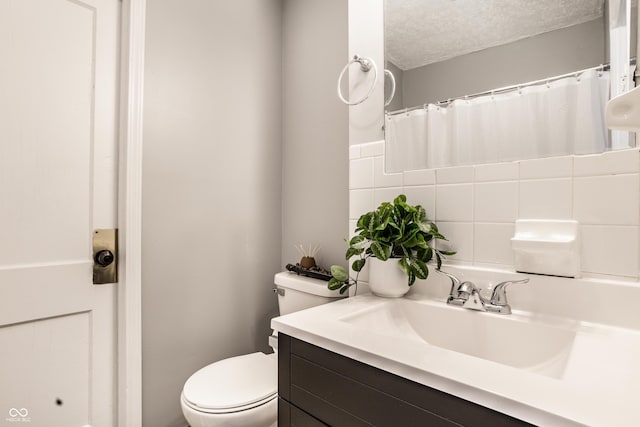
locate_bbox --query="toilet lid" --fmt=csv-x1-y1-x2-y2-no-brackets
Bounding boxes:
182,352,277,412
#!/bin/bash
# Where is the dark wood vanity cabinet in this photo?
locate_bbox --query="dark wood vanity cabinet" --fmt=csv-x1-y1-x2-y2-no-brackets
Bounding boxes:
278,334,534,427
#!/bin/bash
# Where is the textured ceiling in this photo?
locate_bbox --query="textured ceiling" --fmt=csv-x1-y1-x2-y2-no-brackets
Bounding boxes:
385,0,606,70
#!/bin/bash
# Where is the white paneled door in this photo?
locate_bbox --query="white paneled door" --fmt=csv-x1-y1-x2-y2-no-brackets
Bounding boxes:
0,0,121,426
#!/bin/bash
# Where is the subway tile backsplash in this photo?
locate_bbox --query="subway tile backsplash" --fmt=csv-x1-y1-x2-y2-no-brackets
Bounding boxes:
519,156,573,179
573,174,640,225
350,141,640,280
519,178,573,219
349,157,374,189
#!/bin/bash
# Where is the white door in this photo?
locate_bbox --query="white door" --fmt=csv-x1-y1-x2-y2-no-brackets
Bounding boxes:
0,0,121,426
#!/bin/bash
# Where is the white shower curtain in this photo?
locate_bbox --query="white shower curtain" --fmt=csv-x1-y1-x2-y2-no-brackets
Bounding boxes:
385,69,611,172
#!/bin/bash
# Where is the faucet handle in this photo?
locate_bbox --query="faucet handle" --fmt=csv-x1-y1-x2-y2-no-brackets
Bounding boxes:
490,278,529,306
435,269,462,302
435,269,461,286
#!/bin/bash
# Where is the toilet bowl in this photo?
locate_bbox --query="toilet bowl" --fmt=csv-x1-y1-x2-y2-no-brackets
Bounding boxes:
181,352,278,427
181,272,344,427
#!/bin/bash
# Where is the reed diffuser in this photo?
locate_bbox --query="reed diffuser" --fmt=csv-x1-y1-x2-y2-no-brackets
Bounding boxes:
294,244,321,269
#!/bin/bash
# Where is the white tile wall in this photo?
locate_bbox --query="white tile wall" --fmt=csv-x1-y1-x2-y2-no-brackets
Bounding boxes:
403,186,436,220
436,166,474,184
436,184,474,222
360,141,384,157
374,156,403,188
519,156,572,179
474,181,518,223
404,169,436,186
474,162,518,182
581,225,639,278
474,223,515,265
573,148,639,176
349,157,374,189
374,187,403,207
436,222,473,262
349,143,640,279
349,189,374,220
519,179,573,219
573,174,639,225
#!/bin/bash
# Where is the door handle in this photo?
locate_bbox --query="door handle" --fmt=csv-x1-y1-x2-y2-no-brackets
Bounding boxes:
93,229,118,284
94,249,115,267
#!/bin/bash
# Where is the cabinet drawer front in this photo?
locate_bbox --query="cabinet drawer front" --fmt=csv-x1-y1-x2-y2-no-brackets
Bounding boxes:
279,397,328,427
281,335,533,427
291,354,456,427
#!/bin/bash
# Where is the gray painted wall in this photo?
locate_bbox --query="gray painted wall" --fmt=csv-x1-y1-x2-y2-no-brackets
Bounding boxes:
142,1,282,426
401,19,606,108
281,0,349,271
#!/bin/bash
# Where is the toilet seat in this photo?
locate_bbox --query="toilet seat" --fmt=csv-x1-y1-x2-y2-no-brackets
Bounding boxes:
182,352,277,414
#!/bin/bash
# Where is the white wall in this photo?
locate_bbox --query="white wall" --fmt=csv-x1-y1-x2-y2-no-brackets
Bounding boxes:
281,0,349,271
348,0,385,144
142,1,282,426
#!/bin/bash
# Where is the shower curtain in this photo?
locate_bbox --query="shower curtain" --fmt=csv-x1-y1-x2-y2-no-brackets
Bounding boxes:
385,69,611,172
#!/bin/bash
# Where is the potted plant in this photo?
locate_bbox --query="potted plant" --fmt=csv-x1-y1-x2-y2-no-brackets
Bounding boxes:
329,194,454,297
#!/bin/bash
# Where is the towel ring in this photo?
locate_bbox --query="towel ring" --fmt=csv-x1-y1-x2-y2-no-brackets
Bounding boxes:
337,55,378,106
384,69,396,107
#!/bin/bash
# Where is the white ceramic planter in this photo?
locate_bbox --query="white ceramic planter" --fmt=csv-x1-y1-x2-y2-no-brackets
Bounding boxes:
368,257,410,298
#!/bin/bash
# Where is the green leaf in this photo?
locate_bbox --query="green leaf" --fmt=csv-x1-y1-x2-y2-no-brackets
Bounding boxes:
370,241,392,260
357,212,375,231
417,247,433,262
393,204,405,223
330,265,348,282
399,234,418,249
375,216,390,231
432,232,447,240
398,257,410,275
410,259,429,280
377,202,393,215
414,205,427,222
349,235,369,249
438,250,457,256
352,258,366,272
407,270,416,286
339,284,351,294
409,233,426,250
418,221,433,234
345,246,364,260
328,277,343,291
393,194,407,204
435,252,442,270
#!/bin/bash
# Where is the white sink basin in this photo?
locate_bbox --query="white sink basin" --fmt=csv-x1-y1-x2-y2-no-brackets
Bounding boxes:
339,298,576,378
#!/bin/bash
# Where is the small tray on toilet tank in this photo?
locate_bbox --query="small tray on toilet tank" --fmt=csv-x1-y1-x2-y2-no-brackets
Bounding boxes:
285,263,332,281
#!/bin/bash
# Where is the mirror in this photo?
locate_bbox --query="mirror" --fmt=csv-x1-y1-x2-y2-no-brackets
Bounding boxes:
384,0,637,172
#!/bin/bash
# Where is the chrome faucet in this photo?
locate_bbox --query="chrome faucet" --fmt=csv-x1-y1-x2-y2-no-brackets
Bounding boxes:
436,270,529,315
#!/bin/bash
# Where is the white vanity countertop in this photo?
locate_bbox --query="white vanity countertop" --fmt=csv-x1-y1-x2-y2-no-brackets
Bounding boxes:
272,292,640,427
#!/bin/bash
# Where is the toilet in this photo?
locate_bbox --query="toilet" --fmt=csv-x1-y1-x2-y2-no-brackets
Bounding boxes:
180,272,344,427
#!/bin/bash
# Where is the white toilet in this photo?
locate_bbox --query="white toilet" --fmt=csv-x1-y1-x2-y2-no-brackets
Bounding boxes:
180,272,344,427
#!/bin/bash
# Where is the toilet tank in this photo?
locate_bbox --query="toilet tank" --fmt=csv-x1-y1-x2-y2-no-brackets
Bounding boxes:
274,272,345,315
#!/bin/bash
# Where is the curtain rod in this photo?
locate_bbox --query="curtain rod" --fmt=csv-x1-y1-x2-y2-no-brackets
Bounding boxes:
386,59,636,117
